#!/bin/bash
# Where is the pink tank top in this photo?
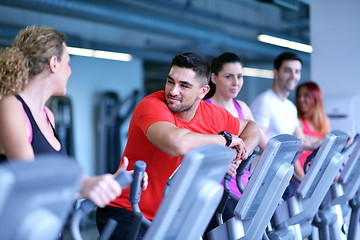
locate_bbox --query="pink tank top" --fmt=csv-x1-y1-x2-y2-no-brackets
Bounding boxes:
17,99,51,143
299,119,324,167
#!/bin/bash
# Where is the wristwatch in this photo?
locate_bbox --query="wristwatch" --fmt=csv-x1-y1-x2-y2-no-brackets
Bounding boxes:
219,131,232,147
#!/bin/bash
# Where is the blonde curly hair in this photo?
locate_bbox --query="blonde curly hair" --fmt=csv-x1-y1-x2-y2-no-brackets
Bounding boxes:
12,25,66,79
0,25,67,99
0,48,28,99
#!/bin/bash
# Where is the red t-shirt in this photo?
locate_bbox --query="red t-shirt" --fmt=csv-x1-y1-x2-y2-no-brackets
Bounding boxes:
109,90,240,220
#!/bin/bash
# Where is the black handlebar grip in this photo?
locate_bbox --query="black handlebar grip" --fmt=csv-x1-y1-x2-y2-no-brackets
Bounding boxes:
237,146,260,176
224,174,232,181
303,148,319,174
225,146,260,184
129,161,147,204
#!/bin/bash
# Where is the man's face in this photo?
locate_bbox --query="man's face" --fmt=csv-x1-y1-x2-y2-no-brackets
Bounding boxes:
165,66,208,113
274,60,302,92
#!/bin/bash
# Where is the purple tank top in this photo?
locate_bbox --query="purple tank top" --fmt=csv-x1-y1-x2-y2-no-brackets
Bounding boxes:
204,99,245,119
203,98,248,197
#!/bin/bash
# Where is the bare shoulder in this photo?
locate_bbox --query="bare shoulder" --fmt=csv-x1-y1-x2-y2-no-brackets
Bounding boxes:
0,95,34,160
236,99,254,120
236,100,250,109
0,95,28,137
0,95,22,113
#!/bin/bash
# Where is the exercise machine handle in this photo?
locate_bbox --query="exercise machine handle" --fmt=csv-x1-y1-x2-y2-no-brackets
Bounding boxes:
71,171,133,240
129,161,146,209
224,146,260,185
81,171,132,214
237,146,260,177
235,146,260,194
216,147,260,224
127,161,151,240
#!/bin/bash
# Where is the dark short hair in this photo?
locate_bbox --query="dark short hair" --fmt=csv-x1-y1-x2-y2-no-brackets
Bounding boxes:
171,52,210,86
273,51,302,71
211,52,243,75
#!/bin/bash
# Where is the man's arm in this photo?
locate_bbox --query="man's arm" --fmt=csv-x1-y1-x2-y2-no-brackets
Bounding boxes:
146,119,259,178
146,121,230,157
236,118,260,159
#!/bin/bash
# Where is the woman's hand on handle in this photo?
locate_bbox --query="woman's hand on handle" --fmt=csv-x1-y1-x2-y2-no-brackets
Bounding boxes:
80,174,122,208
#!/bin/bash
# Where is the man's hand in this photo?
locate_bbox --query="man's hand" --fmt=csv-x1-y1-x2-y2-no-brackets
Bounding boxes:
237,119,260,158
114,156,129,178
230,135,249,160
225,135,248,177
226,158,241,177
116,156,149,190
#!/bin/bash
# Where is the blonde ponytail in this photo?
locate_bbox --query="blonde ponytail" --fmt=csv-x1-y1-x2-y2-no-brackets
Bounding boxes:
0,48,29,99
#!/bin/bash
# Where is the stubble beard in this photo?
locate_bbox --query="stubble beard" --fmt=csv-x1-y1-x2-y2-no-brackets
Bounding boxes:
165,97,198,113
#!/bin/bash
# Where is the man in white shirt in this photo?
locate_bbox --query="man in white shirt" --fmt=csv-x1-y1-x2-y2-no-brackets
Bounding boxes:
251,51,302,139
251,52,319,199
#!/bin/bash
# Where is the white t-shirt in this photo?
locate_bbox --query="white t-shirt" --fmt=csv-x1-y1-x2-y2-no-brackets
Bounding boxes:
251,88,299,138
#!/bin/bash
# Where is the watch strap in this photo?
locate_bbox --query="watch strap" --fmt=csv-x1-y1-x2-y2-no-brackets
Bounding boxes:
219,131,232,147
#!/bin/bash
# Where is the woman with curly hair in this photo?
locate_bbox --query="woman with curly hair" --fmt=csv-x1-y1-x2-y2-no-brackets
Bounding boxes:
0,25,134,207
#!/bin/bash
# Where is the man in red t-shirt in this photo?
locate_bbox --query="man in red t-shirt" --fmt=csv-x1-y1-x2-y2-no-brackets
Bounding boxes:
96,52,260,240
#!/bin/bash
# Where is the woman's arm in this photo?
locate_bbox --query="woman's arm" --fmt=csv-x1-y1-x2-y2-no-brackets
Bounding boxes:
0,95,34,160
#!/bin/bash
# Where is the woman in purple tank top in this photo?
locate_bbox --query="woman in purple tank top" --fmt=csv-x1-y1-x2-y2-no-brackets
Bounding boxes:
204,52,267,237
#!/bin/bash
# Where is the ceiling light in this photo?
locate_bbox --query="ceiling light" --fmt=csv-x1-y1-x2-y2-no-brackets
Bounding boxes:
67,46,272,79
257,34,313,53
67,46,132,62
243,67,273,79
